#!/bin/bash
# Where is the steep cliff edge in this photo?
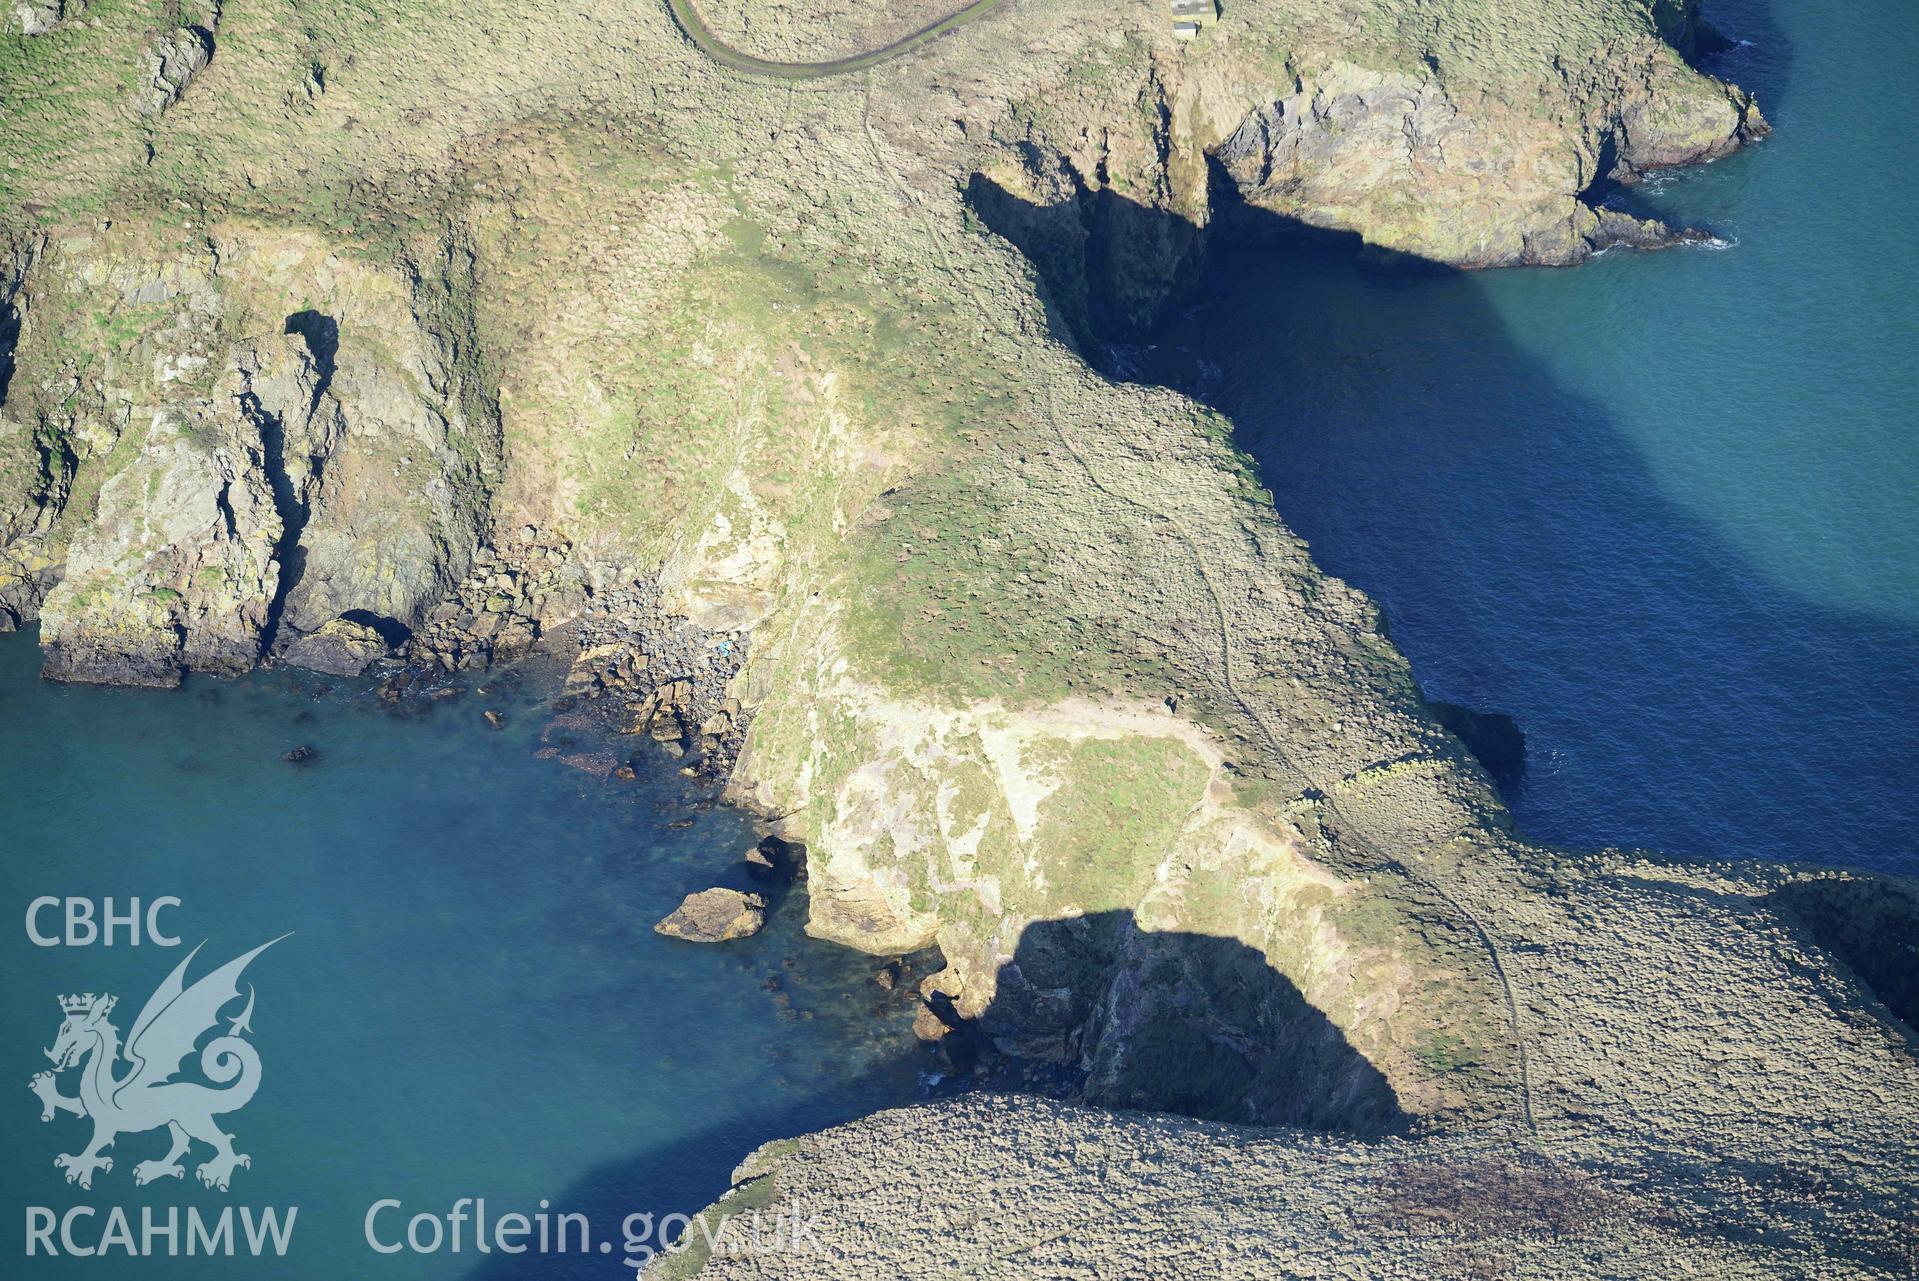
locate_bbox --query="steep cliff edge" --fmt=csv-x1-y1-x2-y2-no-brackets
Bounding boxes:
964,0,1763,344
0,223,495,683
4,1,1914,1271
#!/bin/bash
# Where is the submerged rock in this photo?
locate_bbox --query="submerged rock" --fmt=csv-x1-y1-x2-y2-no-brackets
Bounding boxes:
911,1002,952,1043
654,888,766,943
1588,208,1717,254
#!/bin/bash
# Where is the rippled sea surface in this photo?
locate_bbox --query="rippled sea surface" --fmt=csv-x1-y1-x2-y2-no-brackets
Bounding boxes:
1180,0,1918,873
0,633,927,1277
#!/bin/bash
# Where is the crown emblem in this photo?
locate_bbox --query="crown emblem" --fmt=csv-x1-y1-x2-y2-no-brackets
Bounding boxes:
59,993,111,1016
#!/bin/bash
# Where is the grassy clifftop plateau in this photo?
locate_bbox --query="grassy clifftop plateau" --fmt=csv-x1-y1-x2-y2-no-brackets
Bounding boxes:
2,1,1912,1274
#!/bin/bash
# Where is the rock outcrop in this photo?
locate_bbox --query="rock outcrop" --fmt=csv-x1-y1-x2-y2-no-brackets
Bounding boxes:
1209,55,1762,267
565,577,752,774
134,26,213,117
2,226,497,684
0,235,56,630
655,888,768,943
39,370,285,685
11,0,63,37
967,0,1765,348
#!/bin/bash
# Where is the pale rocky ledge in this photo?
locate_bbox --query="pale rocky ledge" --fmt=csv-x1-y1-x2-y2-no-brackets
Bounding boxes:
0,0,1910,1276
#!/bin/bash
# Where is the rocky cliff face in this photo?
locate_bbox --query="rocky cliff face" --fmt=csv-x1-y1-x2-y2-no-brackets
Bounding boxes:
969,0,1763,348
0,225,495,684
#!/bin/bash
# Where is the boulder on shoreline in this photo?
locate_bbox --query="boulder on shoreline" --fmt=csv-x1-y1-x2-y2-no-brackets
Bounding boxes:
654,888,766,943
280,617,389,677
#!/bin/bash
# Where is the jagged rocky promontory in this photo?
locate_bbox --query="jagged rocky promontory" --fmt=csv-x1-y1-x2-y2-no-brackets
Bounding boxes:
2,0,1913,1274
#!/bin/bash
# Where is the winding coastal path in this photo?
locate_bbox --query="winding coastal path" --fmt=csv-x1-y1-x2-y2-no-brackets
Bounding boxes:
1039,380,1543,1141
664,0,1011,78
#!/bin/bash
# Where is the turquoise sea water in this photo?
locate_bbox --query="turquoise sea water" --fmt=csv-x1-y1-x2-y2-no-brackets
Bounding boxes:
1183,0,1918,874
0,634,927,1277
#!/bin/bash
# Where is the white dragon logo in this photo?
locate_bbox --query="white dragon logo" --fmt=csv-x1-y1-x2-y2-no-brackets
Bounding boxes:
28,937,286,1191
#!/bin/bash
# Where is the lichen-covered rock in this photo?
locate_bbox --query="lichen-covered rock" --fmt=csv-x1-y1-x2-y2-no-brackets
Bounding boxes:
973,0,1767,323
0,392,62,631
11,1,62,37
266,292,496,662
134,28,213,117
1208,56,1762,267
26,268,308,685
654,888,767,943
0,224,497,681
39,398,283,687
279,616,388,676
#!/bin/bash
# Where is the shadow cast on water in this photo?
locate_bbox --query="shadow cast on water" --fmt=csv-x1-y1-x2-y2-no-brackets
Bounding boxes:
1702,0,1794,114
455,1060,919,1281
965,0,1917,874
461,908,1402,1278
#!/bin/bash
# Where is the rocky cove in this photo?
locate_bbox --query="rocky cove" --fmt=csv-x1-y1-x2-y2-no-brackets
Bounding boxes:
0,629,943,1279
2,0,1917,1275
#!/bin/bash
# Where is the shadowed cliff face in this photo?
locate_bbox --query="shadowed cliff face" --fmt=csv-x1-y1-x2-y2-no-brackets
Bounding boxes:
977,911,1403,1132
967,164,1475,356
0,289,18,411
1768,877,1919,1040
972,164,1475,372
965,171,1208,347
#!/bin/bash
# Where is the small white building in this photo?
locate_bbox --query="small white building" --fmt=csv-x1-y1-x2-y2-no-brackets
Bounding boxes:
1171,0,1218,21
1171,19,1201,39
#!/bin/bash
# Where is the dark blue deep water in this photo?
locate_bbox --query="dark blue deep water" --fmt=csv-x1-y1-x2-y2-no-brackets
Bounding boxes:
0,635,927,1277
1186,0,1918,874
